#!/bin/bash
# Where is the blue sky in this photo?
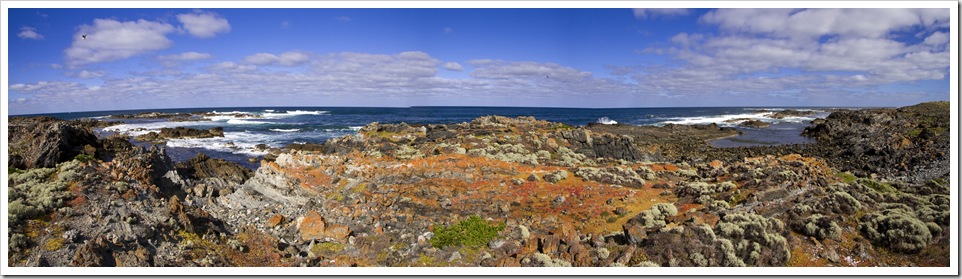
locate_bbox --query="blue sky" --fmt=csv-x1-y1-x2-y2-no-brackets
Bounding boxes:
5,7,952,114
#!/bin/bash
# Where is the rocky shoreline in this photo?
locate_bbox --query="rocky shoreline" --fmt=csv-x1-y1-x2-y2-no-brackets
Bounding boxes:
6,102,950,267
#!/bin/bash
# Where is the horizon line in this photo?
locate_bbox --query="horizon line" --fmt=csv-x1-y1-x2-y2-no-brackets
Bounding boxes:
7,102,935,117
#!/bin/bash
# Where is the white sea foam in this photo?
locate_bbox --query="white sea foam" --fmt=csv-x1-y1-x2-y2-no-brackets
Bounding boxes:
207,115,236,122
349,126,363,131
103,121,213,136
165,132,274,156
227,119,272,125
270,128,300,133
264,109,275,112
662,112,769,126
210,110,250,115
660,111,822,127
596,117,618,125
262,110,330,118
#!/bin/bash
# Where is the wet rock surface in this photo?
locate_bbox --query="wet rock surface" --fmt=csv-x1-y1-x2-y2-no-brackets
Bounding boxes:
7,102,950,267
134,127,225,143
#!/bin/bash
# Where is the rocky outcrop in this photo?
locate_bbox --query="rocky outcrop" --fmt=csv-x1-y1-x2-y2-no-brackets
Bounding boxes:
134,127,225,143
801,101,949,182
176,153,253,184
763,109,816,119
738,120,770,128
559,129,645,161
8,116,100,169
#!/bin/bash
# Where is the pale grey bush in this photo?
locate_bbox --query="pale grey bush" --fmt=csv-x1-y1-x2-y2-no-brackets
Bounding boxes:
633,203,678,229
676,181,735,197
714,212,790,266
860,209,932,254
798,214,842,241
8,233,28,252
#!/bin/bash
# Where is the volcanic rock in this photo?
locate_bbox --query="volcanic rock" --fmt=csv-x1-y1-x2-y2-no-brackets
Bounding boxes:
8,116,100,169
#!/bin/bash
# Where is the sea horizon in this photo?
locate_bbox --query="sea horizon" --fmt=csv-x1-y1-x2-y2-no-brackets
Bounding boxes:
9,104,890,119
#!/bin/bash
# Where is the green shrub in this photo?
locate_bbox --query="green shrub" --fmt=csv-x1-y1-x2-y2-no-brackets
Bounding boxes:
430,215,505,249
74,153,96,163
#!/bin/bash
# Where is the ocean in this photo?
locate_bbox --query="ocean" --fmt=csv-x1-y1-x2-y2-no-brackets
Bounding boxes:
33,106,837,167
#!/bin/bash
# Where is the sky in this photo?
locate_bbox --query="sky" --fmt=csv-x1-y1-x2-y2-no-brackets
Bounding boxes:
4,7,953,114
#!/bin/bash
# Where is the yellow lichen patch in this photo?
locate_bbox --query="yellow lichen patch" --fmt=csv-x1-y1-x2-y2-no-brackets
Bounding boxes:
310,242,345,259
43,238,64,251
598,187,676,233
786,233,831,267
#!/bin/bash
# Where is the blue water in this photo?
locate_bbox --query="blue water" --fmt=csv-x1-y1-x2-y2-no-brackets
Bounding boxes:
28,106,838,166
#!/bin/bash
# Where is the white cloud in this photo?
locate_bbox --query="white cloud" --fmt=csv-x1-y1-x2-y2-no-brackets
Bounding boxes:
281,21,291,29
74,70,106,79
177,11,230,38
923,31,948,46
443,62,462,71
278,51,310,66
208,62,256,72
629,8,950,103
159,52,212,61
633,8,689,19
701,9,948,39
64,19,175,67
50,64,63,69
244,51,311,66
336,16,352,22
469,60,591,80
244,53,277,65
443,27,454,34
18,27,44,40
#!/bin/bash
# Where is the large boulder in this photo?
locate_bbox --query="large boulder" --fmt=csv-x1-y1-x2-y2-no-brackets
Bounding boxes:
176,153,253,184
8,116,100,169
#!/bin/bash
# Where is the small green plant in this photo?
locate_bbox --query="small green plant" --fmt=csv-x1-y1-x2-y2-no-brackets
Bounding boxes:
858,178,897,194
74,154,95,163
834,171,857,184
606,216,619,223
430,215,505,249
